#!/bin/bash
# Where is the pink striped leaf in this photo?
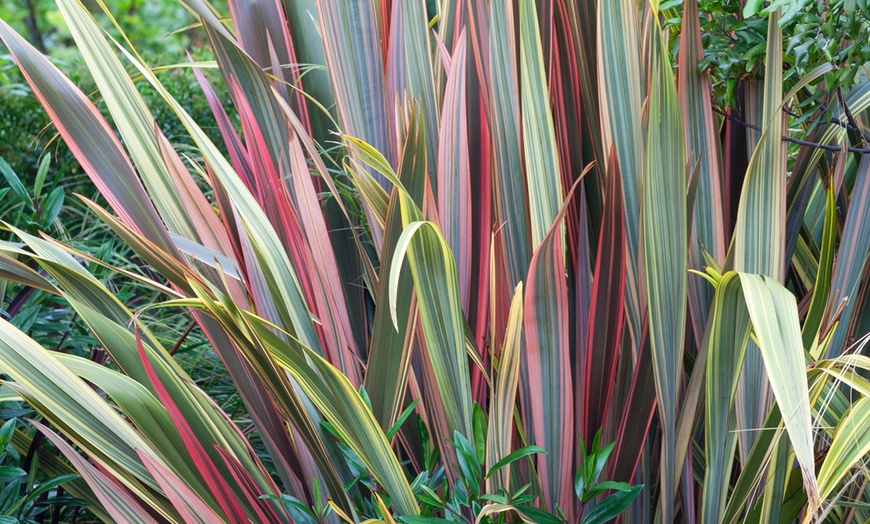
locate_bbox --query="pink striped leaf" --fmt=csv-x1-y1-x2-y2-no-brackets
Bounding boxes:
580,146,625,442
0,19,173,254
521,179,583,519
32,421,163,524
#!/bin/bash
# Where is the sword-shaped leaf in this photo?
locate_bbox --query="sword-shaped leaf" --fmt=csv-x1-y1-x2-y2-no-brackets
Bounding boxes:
702,272,819,522
643,29,686,524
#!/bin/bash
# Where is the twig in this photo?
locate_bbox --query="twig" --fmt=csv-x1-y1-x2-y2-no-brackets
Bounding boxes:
169,321,196,356
53,313,77,353
712,107,870,154
782,104,860,137
838,86,870,146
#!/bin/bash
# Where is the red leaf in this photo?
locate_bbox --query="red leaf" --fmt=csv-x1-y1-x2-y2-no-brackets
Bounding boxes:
580,146,626,441
522,176,587,519
215,446,286,524
134,327,249,523
138,450,225,523
608,324,656,483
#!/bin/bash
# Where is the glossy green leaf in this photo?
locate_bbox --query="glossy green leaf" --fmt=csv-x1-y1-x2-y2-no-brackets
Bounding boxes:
582,485,643,524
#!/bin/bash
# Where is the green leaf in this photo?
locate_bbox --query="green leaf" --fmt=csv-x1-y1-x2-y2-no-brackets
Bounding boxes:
33,155,50,201
0,466,26,481
39,187,64,225
451,432,482,494
582,480,633,502
591,439,615,486
515,506,564,524
261,494,319,524
743,0,765,17
472,403,487,465
574,465,585,500
581,485,643,524
485,446,547,479
0,419,16,449
386,400,421,442
28,473,80,499
0,156,31,208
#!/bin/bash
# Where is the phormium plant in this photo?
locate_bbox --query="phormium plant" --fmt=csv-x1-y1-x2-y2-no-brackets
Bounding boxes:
0,0,870,522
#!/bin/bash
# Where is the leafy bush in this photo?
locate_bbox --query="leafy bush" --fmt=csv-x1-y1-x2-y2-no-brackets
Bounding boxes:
0,418,88,523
